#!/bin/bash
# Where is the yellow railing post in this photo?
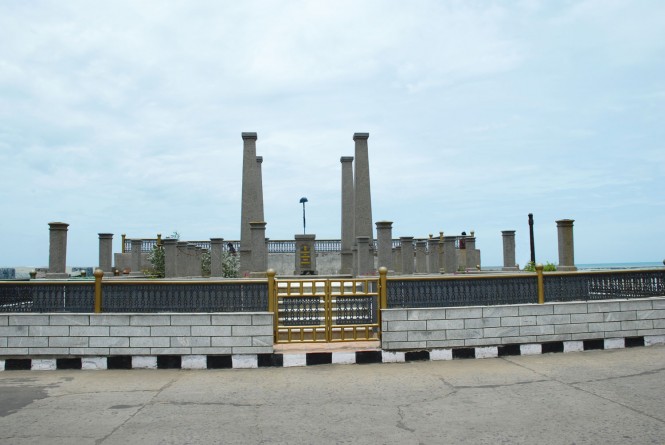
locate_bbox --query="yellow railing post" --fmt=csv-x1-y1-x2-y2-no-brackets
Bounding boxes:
378,266,388,309
93,268,104,313
267,269,277,341
536,263,545,304
156,233,162,247
121,234,126,253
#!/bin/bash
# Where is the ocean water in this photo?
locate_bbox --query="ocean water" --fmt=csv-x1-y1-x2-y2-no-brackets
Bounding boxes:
483,262,664,271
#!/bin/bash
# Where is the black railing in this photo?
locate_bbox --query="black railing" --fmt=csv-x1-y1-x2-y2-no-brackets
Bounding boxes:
544,270,665,302
102,282,267,312
387,275,537,308
0,283,95,313
2,270,662,313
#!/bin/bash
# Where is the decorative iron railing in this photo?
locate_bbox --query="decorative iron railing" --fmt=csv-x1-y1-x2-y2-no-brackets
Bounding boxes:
2,269,662,313
387,275,537,308
543,270,665,302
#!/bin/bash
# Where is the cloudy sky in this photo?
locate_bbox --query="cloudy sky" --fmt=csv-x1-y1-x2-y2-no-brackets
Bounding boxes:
1,0,664,268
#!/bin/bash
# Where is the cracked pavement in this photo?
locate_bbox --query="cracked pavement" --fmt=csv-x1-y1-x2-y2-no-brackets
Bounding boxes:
0,345,664,444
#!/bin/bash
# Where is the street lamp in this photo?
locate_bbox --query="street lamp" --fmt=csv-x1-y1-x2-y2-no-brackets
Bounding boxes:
299,197,308,234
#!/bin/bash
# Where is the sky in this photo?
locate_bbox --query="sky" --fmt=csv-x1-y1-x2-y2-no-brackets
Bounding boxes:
1,0,664,268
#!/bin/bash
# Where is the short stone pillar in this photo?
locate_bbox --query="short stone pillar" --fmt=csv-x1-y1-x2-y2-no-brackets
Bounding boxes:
400,237,414,275
415,240,427,274
129,239,143,277
392,246,402,274
186,244,196,277
465,236,478,270
163,238,178,278
249,222,267,276
556,219,577,271
176,241,188,277
502,230,519,271
210,238,224,277
356,236,373,276
98,233,113,276
295,234,316,275
47,222,69,279
438,232,444,268
442,236,458,273
427,237,440,273
195,246,203,277
375,221,393,271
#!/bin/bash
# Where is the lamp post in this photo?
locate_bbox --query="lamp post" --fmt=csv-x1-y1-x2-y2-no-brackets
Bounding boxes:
299,197,308,234
528,213,536,264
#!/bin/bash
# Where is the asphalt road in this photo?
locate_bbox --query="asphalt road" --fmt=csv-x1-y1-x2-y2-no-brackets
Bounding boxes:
1,346,664,444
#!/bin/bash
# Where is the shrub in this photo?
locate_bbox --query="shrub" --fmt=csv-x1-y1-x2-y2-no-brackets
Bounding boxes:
523,261,557,272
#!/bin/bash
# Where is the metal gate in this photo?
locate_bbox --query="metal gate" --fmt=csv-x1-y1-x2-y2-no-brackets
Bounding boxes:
268,273,386,343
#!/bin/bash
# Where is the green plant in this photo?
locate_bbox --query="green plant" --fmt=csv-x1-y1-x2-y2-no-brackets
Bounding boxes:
147,244,165,278
523,261,557,272
201,250,211,277
221,251,239,278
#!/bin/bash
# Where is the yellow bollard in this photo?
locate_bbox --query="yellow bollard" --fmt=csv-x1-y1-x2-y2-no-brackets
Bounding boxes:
93,269,104,313
267,269,277,341
536,263,545,304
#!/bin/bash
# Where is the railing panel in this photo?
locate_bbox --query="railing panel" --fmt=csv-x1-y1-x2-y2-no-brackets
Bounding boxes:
544,270,665,302
387,276,538,308
0,283,95,313
101,282,268,312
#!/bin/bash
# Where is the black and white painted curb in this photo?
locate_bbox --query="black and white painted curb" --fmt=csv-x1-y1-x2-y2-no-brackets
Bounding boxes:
1,336,662,371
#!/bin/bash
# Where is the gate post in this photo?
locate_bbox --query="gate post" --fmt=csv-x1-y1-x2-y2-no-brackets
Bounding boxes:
267,269,277,341
94,269,104,313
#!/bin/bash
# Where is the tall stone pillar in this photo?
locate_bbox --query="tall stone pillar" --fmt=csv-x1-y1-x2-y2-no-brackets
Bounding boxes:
400,237,415,275
427,237,440,274
295,234,316,275
502,230,519,271
556,219,577,271
210,238,224,277
356,236,371,276
129,239,143,277
98,233,113,276
442,236,457,274
465,236,477,270
249,222,267,276
353,133,373,245
256,157,265,222
375,221,393,271
240,132,262,275
47,222,69,279
415,240,427,274
163,238,178,278
340,156,355,275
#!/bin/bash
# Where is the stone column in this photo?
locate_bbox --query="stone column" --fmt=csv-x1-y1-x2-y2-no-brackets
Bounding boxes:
353,133,373,244
356,236,371,276
442,236,457,274
129,239,143,277
415,240,427,274
195,246,203,277
438,232,444,268
393,246,402,274
188,244,197,277
98,233,113,276
240,132,262,275
176,241,188,277
352,245,358,277
256,156,265,222
556,219,577,271
163,238,178,278
465,236,477,270
375,221,393,271
400,237,415,275
210,238,224,277
249,222,267,276
427,237,440,274
47,222,69,279
295,234,316,275
340,156,355,275
502,230,519,271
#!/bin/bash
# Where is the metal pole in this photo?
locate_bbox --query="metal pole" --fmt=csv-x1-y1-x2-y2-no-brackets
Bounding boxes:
528,213,536,264
299,197,308,235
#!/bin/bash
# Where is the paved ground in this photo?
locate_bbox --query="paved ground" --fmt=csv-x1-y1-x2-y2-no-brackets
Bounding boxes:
1,346,664,444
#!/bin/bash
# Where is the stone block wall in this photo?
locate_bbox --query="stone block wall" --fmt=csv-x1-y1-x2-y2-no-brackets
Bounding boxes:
381,297,665,350
0,313,273,357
